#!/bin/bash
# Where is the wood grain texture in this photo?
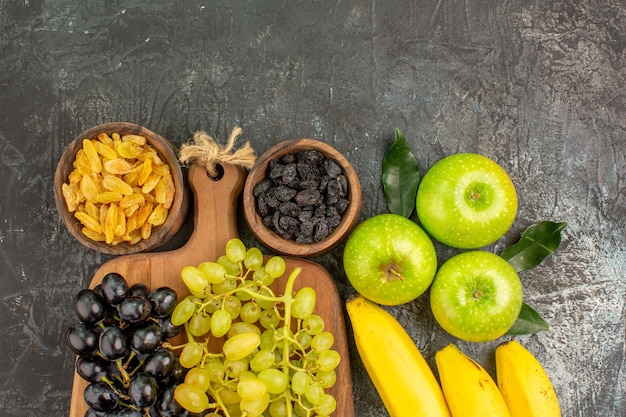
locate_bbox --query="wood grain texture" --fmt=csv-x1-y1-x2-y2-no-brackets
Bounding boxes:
68,163,354,417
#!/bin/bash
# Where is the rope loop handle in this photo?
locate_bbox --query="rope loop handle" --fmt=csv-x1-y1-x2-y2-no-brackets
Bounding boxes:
178,127,257,177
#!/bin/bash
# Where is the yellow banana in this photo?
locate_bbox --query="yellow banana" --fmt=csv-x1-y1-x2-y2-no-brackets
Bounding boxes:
346,295,451,417
495,340,561,417
435,344,511,417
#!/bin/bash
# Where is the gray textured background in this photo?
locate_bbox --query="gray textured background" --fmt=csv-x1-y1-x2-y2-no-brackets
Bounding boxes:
1,1,624,416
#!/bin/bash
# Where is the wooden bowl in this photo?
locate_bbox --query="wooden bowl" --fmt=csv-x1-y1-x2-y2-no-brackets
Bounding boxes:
243,139,361,257
54,122,190,255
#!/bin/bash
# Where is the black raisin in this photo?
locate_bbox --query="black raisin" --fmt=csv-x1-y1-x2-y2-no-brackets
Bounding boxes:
297,149,324,165
337,175,348,196
299,221,314,237
313,220,330,242
257,194,270,217
323,159,342,179
279,202,301,217
295,189,322,206
281,153,296,164
264,189,280,208
336,198,350,214
274,185,297,202
282,163,298,184
296,180,319,190
325,181,341,205
253,179,273,197
279,216,300,238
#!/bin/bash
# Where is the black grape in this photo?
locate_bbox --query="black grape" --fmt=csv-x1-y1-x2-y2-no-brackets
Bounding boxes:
101,273,128,306
74,289,107,325
118,296,152,324
128,373,158,408
128,321,163,354
67,323,99,357
99,326,128,361
148,287,178,318
83,381,119,412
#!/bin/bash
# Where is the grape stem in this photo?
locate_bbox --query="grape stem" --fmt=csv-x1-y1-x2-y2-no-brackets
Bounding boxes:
280,267,302,417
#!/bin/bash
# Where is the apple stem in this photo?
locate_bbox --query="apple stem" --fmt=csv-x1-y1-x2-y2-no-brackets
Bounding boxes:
387,266,404,282
473,290,483,299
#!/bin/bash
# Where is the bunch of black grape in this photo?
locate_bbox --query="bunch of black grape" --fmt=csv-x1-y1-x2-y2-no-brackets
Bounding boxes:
66,272,194,416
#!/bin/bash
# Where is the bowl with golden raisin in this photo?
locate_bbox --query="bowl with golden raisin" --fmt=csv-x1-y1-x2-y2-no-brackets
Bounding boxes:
54,122,190,255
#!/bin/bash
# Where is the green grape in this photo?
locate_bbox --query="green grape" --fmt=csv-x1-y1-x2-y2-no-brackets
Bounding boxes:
250,348,275,372
174,383,210,413
291,371,310,395
317,350,340,372
181,265,210,294
225,403,244,417
237,376,267,401
189,311,212,337
315,394,337,416
255,287,276,310
235,281,255,301
216,386,241,405
204,358,225,382
244,247,264,271
239,391,270,417
224,357,249,378
268,396,288,417
311,331,334,352
217,254,242,276
302,314,325,335
210,308,232,338
304,383,325,405
259,309,280,330
265,256,286,278
315,369,337,389
204,298,222,314
171,297,197,326
259,329,275,350
275,328,294,350
252,266,274,286
223,295,242,319
228,321,261,339
179,342,204,368
212,277,238,295
257,368,288,394
184,367,212,392
240,301,262,324
198,261,227,284
291,287,316,319
223,332,261,361
237,370,256,381
296,331,313,350
293,397,313,417
226,238,247,263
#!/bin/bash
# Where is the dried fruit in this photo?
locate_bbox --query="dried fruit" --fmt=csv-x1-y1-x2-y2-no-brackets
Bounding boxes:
253,150,350,242
61,133,176,246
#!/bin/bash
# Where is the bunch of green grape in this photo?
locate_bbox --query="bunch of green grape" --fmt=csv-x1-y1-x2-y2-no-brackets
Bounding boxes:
167,238,339,417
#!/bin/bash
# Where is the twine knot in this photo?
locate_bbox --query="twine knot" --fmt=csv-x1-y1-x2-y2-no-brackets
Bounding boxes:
178,127,257,177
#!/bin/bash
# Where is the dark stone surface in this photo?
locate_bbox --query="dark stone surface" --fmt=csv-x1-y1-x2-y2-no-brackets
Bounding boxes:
0,1,624,416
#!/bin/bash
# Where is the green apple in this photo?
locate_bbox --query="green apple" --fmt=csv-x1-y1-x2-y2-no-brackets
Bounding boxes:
429,251,523,342
416,153,518,249
343,213,438,306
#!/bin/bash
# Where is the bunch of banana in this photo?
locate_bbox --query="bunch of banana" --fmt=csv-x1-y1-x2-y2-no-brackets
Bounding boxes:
346,295,451,417
496,340,561,417
436,344,511,417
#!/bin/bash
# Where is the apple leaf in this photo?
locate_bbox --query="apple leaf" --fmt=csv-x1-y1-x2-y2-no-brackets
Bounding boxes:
382,128,420,218
500,221,567,272
506,302,550,336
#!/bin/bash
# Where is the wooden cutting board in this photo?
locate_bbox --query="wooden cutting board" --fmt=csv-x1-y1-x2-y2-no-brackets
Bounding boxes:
68,163,355,417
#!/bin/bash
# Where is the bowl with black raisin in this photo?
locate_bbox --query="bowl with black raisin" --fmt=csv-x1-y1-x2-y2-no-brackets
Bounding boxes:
243,139,362,257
